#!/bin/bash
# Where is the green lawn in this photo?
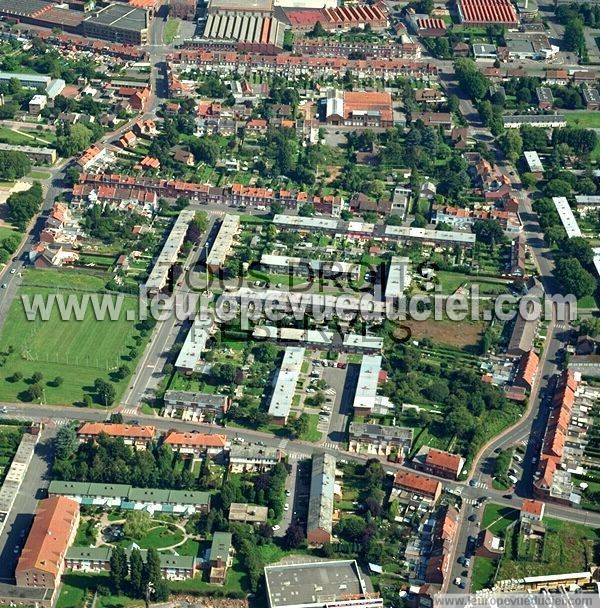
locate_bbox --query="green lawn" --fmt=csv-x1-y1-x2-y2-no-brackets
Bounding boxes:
163,18,179,44
0,276,146,405
566,111,600,129
116,524,184,550
300,413,322,442
481,503,519,535
471,556,497,592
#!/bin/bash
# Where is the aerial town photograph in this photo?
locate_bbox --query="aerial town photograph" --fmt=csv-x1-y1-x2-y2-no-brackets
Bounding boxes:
0,0,599,604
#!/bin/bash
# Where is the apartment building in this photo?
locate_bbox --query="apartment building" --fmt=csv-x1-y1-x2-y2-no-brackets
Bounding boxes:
77,423,156,450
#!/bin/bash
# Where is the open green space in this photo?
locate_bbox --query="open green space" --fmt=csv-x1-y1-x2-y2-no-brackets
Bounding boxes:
481,503,519,535
0,276,146,405
471,556,497,592
566,111,600,129
115,524,184,551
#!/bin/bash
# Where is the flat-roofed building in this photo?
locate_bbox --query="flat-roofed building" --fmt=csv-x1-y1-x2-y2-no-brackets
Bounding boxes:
536,86,554,109
0,428,39,533
0,143,56,165
264,559,383,608
145,209,194,294
252,326,383,353
175,314,215,373
164,431,229,458
524,150,543,176
575,195,600,216
307,453,335,545
77,423,155,449
272,214,339,232
228,443,284,473
385,256,410,300
582,83,600,110
83,3,149,45
553,196,582,238
16,497,80,592
268,346,305,424
260,254,360,280
383,225,476,247
342,334,384,353
206,214,240,272
352,355,392,416
503,114,566,128
228,502,269,523
163,389,230,422
0,71,50,90
349,422,412,459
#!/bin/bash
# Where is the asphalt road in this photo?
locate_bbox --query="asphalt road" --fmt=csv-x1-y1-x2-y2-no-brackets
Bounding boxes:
0,426,57,583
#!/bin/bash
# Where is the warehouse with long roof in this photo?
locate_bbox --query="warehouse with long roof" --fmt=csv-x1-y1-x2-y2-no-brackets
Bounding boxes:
202,12,286,52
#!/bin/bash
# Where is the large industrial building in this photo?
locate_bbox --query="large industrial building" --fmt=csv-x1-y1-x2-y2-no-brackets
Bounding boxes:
0,0,152,44
201,12,286,52
456,0,518,25
82,4,150,44
264,560,383,608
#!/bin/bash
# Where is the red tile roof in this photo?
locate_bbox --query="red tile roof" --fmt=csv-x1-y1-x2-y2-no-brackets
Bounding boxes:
458,0,518,24
394,471,441,498
425,448,464,476
78,423,156,440
164,432,228,448
16,496,79,578
521,499,544,516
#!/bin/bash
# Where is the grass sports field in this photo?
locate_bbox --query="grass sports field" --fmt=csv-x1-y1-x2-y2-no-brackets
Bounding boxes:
0,270,146,405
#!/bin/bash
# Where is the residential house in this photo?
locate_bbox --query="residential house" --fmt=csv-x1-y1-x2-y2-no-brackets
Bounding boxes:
228,444,284,473
348,422,413,460
306,453,336,545
163,431,229,459
413,446,465,480
76,423,156,450
162,390,230,422
393,471,441,503
208,532,233,585
15,497,80,593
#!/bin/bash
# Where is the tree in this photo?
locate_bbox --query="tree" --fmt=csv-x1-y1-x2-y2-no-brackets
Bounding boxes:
335,515,366,541
560,236,594,266
555,257,597,299
6,182,43,230
564,18,586,56
31,371,43,383
109,546,128,594
283,523,305,549
114,365,130,380
298,202,315,217
500,129,523,163
27,383,43,402
473,219,505,246
0,150,31,180
129,548,144,598
285,413,309,439
123,511,153,539
94,378,116,406
55,424,78,460
53,376,64,387
454,59,490,101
